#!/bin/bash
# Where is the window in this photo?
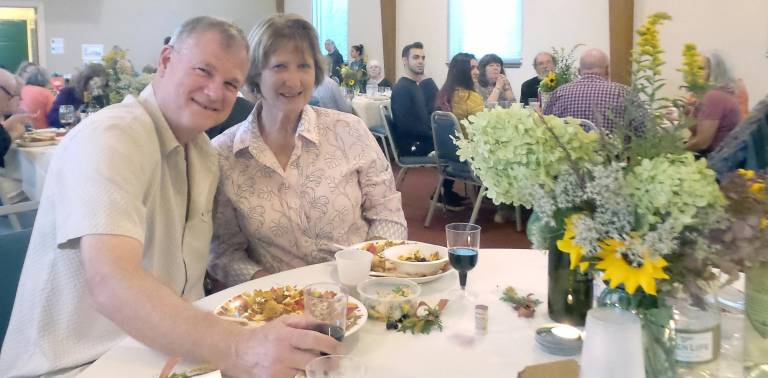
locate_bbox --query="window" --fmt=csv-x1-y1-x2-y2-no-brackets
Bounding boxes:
312,0,348,62
448,0,523,65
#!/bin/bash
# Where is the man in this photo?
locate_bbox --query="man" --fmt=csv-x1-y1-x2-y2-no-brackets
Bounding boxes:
0,70,27,164
0,16,339,377
391,42,465,208
324,39,344,83
544,48,645,134
520,52,555,106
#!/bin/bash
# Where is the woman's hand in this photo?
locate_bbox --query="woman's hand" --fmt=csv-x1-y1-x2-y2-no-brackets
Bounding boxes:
494,74,507,91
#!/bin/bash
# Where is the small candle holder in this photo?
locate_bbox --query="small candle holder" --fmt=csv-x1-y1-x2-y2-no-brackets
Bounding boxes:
535,323,583,356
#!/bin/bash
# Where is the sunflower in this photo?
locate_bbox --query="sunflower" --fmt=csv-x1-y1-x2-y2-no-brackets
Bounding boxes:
348,79,355,86
595,239,670,295
544,72,557,87
555,214,590,272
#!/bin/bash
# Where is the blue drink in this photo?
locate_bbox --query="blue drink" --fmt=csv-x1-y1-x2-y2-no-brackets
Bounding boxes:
449,247,478,289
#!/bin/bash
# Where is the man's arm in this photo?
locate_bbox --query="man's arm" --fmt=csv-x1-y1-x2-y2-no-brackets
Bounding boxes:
81,234,341,377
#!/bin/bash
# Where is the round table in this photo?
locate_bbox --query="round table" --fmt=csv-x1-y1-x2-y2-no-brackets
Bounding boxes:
1,144,56,201
351,95,390,131
81,249,570,377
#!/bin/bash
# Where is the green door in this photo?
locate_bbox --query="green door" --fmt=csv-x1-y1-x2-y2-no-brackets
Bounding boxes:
0,20,28,71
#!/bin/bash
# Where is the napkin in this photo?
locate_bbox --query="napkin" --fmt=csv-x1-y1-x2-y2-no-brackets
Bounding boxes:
518,359,579,378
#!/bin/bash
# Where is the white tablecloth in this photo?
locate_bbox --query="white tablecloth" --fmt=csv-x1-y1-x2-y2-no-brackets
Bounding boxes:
81,249,570,377
351,95,390,130
1,144,56,201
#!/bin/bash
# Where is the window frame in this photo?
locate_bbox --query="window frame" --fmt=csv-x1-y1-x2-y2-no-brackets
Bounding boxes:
446,0,523,68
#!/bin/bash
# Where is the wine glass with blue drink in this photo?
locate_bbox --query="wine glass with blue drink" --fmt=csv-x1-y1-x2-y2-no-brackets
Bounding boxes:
304,282,347,354
446,223,481,300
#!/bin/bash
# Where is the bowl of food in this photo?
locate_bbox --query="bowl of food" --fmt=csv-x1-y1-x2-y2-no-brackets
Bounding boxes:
356,277,420,321
382,243,449,277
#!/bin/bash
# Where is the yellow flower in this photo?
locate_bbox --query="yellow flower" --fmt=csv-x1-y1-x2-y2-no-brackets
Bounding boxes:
348,79,355,86
751,182,766,200
738,169,756,179
761,217,768,229
544,72,557,86
679,43,708,95
595,239,670,295
556,214,590,272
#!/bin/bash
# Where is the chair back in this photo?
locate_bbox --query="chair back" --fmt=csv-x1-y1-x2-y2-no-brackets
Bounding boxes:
379,103,404,164
431,111,463,165
708,98,768,178
0,228,32,346
0,200,39,233
575,118,597,132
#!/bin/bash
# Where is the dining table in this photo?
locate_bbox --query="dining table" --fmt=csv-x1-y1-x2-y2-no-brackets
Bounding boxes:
1,143,57,201
79,248,746,378
351,94,390,131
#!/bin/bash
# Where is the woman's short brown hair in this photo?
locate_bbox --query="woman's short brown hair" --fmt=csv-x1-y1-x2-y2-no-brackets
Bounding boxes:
245,14,325,96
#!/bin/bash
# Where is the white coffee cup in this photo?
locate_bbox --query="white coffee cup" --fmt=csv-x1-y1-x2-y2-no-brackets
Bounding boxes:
335,248,373,286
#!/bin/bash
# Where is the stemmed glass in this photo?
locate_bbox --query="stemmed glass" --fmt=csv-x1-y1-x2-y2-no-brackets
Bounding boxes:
446,223,481,300
59,105,75,130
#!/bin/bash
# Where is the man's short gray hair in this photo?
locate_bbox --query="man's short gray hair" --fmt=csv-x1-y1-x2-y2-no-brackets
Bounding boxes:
169,16,249,52
245,14,325,96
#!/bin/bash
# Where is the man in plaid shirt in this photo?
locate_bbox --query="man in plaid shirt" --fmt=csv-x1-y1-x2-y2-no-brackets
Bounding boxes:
544,48,646,134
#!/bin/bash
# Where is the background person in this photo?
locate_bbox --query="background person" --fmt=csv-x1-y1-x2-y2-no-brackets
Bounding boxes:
47,63,110,127
520,52,555,106
476,53,516,105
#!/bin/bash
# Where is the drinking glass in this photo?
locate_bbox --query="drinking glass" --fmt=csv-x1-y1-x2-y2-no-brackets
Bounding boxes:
306,355,367,378
580,307,644,378
59,105,75,129
445,223,480,298
528,100,541,111
304,282,348,343
335,248,373,287
499,100,512,109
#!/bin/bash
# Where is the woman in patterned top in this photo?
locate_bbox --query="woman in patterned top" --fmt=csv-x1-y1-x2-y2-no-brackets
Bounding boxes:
209,14,407,287
476,53,516,105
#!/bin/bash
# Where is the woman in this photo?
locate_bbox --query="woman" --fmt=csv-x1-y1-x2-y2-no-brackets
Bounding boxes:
435,53,483,124
366,60,391,88
46,63,109,128
18,64,54,129
349,44,366,72
476,53,516,105
209,14,407,287
685,51,742,155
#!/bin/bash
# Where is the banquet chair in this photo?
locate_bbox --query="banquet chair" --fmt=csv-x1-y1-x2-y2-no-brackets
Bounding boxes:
0,200,38,233
0,227,32,346
378,103,436,188
369,125,390,162
424,112,485,227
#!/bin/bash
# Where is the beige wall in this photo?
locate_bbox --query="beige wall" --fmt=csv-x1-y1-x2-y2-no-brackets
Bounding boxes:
395,0,610,92
635,0,768,110
23,0,275,75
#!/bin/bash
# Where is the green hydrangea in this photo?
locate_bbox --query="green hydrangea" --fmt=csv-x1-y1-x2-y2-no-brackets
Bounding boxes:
625,153,726,232
456,106,601,207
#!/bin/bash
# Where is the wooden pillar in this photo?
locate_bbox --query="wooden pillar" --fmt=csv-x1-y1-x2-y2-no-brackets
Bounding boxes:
276,0,285,13
608,0,634,85
380,0,397,83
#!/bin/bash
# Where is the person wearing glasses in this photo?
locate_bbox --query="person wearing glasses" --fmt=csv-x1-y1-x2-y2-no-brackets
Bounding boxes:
1,69,32,162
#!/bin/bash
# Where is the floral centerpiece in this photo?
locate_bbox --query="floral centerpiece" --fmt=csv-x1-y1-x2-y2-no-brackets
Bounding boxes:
538,44,582,96
339,63,367,95
457,12,739,377
103,45,153,104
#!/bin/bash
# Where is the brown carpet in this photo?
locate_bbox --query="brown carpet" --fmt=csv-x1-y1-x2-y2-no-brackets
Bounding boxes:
395,166,532,249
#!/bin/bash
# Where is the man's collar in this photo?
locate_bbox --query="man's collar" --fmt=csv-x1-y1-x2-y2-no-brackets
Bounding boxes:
578,74,608,81
138,84,179,156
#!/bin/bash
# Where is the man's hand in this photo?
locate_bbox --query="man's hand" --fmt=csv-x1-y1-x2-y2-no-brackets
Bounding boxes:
1,112,36,140
223,315,343,378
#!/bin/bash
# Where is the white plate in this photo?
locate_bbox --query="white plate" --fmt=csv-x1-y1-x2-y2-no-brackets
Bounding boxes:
214,286,367,337
16,139,57,147
350,240,454,284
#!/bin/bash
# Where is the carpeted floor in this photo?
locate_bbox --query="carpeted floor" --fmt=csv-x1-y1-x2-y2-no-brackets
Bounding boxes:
394,166,532,249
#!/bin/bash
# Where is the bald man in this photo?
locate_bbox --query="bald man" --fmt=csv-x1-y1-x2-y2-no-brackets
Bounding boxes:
0,69,31,166
543,48,646,133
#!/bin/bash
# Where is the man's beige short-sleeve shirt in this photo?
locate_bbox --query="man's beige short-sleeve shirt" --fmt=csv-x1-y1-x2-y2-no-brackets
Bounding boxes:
0,85,219,377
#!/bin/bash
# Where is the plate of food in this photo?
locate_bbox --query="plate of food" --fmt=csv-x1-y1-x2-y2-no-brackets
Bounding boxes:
214,285,367,336
16,131,58,147
351,240,454,283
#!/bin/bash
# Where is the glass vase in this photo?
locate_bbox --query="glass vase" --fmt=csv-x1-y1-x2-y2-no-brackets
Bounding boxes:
745,261,768,377
598,287,677,378
547,236,593,327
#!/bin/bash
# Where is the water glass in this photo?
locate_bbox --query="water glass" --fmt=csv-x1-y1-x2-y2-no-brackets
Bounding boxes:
304,282,348,342
529,100,541,111
59,105,75,128
445,223,480,292
580,307,644,378
365,84,377,96
499,100,512,109
335,248,373,287
306,355,367,378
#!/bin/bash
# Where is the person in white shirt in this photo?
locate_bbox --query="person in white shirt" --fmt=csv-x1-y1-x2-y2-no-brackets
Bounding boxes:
0,16,340,377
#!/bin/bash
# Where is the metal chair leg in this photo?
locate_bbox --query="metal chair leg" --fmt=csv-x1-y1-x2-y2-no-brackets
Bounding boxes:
424,175,444,227
515,205,523,232
377,135,390,162
395,167,408,188
469,186,486,224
